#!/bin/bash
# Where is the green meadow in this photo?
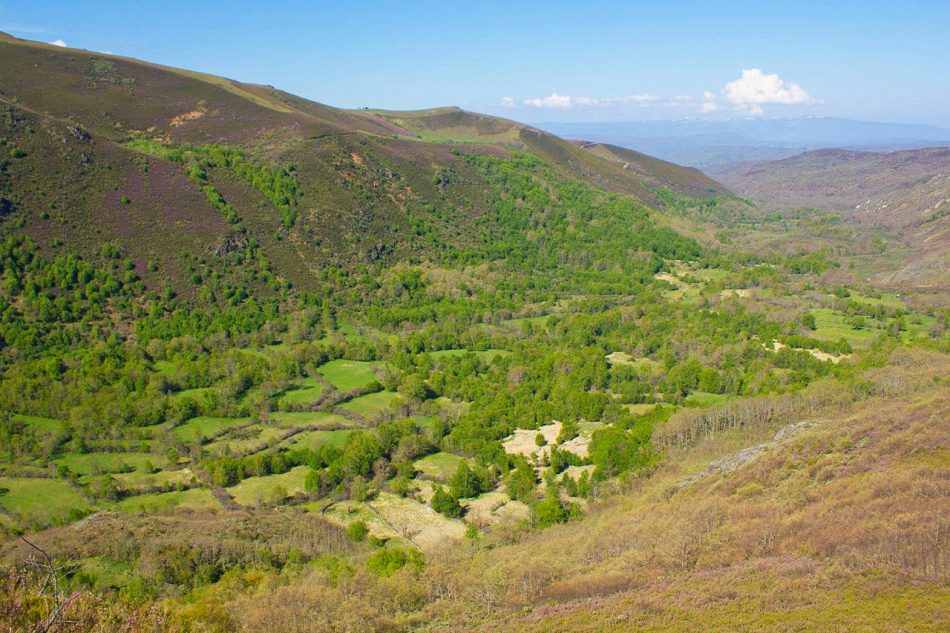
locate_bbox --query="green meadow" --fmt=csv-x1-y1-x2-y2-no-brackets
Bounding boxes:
279,429,353,451
115,488,220,513
338,390,402,417
268,411,355,428
227,465,311,506
317,359,382,391
413,452,469,482
0,476,90,523
53,452,157,476
173,416,251,443
279,377,325,406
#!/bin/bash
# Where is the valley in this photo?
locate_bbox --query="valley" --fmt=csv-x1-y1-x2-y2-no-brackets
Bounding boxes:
0,31,946,633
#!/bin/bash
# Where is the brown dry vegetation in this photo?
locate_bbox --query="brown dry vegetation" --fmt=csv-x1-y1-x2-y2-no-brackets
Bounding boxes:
423,348,950,631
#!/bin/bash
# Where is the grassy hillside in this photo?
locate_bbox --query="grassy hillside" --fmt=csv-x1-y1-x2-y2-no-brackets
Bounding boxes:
575,141,729,198
708,147,950,225
456,349,950,632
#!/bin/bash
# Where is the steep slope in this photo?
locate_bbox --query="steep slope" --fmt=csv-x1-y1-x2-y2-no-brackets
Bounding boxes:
707,147,950,225
573,141,728,198
362,107,727,203
458,348,950,632
708,147,950,287
0,33,736,298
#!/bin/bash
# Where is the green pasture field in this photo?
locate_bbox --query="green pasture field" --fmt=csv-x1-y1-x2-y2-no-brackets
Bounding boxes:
53,452,157,476
173,416,251,443
0,476,90,523
279,377,325,406
413,452,469,482
338,391,402,417
227,465,310,506
115,488,220,513
317,360,382,391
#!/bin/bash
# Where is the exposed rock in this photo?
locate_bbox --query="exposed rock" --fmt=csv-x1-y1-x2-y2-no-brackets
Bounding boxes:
212,232,248,257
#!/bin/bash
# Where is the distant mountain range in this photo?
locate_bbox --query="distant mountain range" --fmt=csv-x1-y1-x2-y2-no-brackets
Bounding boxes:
536,117,950,167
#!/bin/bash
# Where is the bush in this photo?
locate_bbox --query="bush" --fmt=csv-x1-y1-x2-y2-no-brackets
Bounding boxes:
535,488,575,528
506,458,536,502
346,520,369,543
366,547,424,578
448,462,481,499
431,486,462,518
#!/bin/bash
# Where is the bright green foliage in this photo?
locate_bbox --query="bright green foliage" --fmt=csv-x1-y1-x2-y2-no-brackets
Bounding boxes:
535,487,574,529
448,461,492,499
365,547,425,578
347,520,368,543
431,485,462,518
589,421,654,478
124,140,300,227
505,457,536,503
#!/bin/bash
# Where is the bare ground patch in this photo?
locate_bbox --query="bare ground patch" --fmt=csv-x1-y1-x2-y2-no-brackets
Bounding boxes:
169,109,205,127
503,422,562,459
769,339,850,364
368,492,466,550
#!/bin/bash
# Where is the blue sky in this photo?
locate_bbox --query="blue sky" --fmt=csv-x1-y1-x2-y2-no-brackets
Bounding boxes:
2,1,948,126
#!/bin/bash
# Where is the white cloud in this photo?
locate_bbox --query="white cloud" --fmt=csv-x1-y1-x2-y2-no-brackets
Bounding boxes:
49,38,67,47
523,93,597,109
700,91,719,112
522,92,663,109
511,79,808,116
609,93,658,105
571,95,600,106
625,93,658,103
723,68,816,115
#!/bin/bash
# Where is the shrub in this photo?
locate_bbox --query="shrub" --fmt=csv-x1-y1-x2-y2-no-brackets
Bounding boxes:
366,547,424,577
431,486,461,518
506,458,536,502
346,520,368,543
535,489,573,528
448,462,481,499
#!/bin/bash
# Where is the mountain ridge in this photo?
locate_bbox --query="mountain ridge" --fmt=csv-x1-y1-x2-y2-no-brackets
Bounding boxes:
0,32,732,295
